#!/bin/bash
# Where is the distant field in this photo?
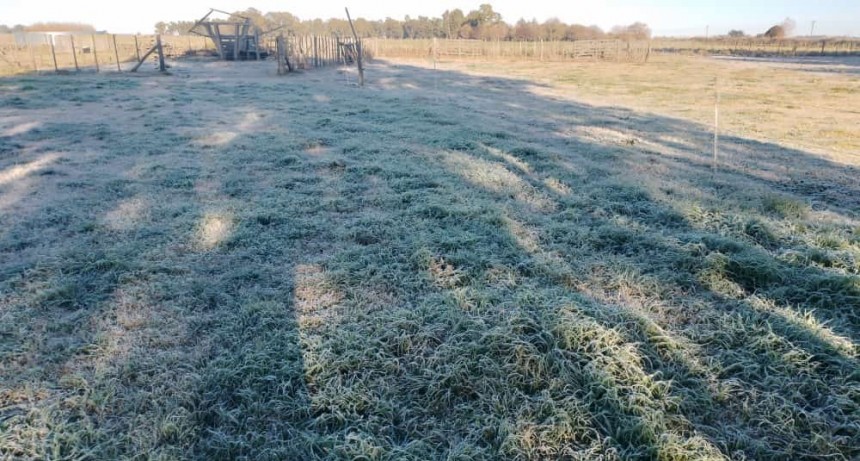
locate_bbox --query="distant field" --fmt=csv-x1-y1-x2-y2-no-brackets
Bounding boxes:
424,54,860,166
0,55,858,459
651,37,860,57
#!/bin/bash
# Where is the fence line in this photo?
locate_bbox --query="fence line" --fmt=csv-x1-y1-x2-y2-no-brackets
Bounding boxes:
365,38,651,62
274,35,352,69
5,33,859,76
1,32,363,76
651,37,860,56
0,33,213,76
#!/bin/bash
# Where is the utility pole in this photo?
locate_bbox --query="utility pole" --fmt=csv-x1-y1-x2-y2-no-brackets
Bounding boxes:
810,20,816,36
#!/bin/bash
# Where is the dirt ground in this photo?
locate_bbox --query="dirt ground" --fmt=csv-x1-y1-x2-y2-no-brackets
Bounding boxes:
1,55,858,460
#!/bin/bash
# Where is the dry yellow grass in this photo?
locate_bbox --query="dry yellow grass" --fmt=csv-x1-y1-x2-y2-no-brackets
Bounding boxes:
410,54,860,166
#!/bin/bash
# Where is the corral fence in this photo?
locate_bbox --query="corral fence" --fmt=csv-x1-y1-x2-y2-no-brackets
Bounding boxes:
365,38,651,62
652,37,860,57
265,35,364,70
0,32,368,76
0,33,214,75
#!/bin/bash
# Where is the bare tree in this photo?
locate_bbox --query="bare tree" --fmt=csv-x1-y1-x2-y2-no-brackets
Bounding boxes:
781,17,796,36
611,22,651,40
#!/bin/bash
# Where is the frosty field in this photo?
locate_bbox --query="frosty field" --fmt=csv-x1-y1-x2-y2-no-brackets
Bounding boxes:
0,55,858,460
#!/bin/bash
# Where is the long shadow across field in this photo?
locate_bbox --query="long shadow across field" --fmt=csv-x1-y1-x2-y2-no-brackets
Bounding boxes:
0,75,315,458
0,59,858,460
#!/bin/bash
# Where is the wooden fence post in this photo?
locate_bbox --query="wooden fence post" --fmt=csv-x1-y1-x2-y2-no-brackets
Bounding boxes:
277,34,286,75
112,34,121,71
233,24,240,60
26,35,39,73
212,26,224,59
713,77,720,172
345,8,365,86
49,35,59,72
156,35,166,71
313,35,318,67
70,35,79,71
134,35,141,62
91,34,100,72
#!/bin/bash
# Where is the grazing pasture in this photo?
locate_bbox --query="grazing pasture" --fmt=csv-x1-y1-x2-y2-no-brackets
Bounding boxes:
0,55,858,460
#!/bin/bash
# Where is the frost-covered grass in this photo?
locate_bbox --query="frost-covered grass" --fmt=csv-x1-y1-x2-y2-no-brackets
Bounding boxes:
0,59,858,460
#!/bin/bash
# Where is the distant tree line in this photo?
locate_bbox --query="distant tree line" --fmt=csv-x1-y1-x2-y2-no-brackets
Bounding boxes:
154,4,652,41
0,22,96,33
691,18,799,40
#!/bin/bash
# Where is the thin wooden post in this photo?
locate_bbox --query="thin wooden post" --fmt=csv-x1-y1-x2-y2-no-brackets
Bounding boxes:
49,35,59,72
242,19,251,58
234,23,240,60
277,34,286,75
112,34,121,71
345,8,364,86
212,25,224,59
432,37,438,97
134,35,141,62
156,35,166,71
131,42,159,72
26,35,39,73
713,77,720,172
69,35,79,71
255,29,261,60
313,35,318,67
91,34,100,72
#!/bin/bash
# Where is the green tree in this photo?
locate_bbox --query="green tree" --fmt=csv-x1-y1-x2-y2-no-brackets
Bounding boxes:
442,9,466,38
382,18,402,38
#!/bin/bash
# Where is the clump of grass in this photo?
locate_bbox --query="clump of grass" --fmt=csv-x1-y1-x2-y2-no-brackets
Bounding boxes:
761,194,809,219
509,146,543,159
814,231,850,250
743,217,780,248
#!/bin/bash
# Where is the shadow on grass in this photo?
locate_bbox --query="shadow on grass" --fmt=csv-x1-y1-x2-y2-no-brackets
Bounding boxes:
0,57,857,459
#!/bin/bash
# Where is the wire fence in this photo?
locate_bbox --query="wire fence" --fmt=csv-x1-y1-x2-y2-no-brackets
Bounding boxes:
651,37,860,56
365,38,652,63
0,33,214,76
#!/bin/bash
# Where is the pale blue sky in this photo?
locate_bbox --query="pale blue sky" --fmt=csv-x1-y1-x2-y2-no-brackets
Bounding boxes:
1,0,858,36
